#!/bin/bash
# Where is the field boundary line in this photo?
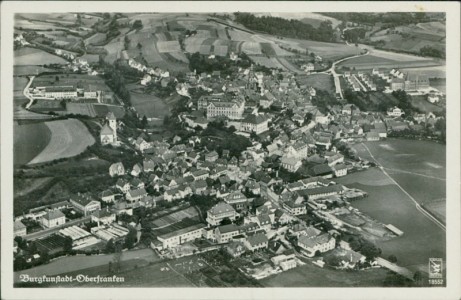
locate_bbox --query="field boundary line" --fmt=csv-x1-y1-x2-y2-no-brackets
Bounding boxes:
360,143,446,232
383,167,446,181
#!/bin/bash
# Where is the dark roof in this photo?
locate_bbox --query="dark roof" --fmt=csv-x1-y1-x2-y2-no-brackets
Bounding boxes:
247,232,268,246
217,224,239,234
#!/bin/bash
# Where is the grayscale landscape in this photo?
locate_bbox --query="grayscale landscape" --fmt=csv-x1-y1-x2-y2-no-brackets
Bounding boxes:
13,12,446,288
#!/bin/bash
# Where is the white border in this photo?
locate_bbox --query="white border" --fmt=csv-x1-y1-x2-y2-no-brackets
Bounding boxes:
1,2,460,300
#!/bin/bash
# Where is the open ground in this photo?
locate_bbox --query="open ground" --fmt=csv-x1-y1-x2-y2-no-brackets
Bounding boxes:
28,119,95,165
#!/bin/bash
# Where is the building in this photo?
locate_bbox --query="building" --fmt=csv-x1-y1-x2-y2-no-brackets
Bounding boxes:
387,106,404,117
224,191,248,210
41,210,66,228
156,224,205,249
226,241,246,257
238,114,270,134
333,164,348,177
297,184,344,200
109,162,125,177
366,131,380,141
91,209,116,225
298,233,336,257
281,156,302,172
14,220,27,237
206,202,239,226
404,74,429,91
215,224,240,243
70,193,101,216
100,112,118,145
205,151,219,162
244,232,269,251
390,78,405,91
283,201,307,216
126,188,147,205
206,98,245,120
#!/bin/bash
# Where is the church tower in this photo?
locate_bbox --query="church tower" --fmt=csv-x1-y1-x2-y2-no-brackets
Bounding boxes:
106,112,117,142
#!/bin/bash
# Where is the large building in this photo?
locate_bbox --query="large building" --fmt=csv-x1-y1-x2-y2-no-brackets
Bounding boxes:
238,114,270,134
70,193,101,216
32,85,101,100
156,224,205,249
206,202,239,226
41,210,66,228
207,99,245,120
404,74,429,91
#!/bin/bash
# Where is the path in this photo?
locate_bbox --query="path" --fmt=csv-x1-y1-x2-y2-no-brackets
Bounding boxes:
352,74,367,91
376,257,414,280
24,76,35,109
383,167,446,181
361,143,446,231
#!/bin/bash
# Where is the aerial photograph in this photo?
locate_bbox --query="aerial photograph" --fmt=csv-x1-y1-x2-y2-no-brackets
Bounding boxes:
12,11,447,288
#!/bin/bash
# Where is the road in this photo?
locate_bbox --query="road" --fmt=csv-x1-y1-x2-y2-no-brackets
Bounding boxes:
360,143,446,231
23,216,91,241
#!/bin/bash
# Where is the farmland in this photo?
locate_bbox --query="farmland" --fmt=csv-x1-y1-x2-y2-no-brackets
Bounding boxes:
297,73,335,92
28,119,95,165
14,47,67,65
128,84,171,119
14,121,52,165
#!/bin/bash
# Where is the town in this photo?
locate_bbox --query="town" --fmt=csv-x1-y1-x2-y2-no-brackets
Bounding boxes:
13,12,446,288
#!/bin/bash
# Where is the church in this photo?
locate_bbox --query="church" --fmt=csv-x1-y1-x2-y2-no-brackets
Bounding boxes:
100,112,118,145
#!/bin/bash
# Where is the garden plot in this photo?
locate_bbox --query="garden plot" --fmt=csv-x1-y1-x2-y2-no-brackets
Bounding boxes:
14,48,67,65
242,42,262,55
157,41,181,53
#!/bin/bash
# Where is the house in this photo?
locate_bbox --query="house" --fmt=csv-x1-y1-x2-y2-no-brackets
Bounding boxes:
191,169,209,181
336,249,366,269
100,189,116,203
126,188,147,205
239,114,270,135
366,131,380,141
333,164,348,177
225,191,248,210
245,179,261,195
310,164,334,179
131,163,142,177
274,209,293,225
297,233,335,257
130,178,145,189
244,232,269,251
427,92,440,103
116,179,130,193
157,224,205,249
91,208,116,225
109,162,125,177
256,214,272,231
205,151,219,162
283,201,307,216
271,253,297,271
297,184,344,200
390,78,405,91
206,202,239,226
215,224,240,243
70,193,101,216
226,241,246,257
41,210,66,228
135,137,151,153
143,159,156,173
387,106,404,117
281,156,302,172
192,179,208,194
14,220,27,237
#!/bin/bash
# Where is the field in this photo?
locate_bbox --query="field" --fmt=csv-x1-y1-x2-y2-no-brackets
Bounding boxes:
14,249,159,282
14,121,52,165
14,65,54,76
151,206,199,228
14,47,67,65
28,119,95,165
14,177,53,197
297,73,335,92
262,260,389,287
346,140,446,273
249,56,285,70
103,38,124,63
241,42,262,55
84,33,107,46
410,95,444,113
157,40,181,53
128,84,170,119
279,38,361,61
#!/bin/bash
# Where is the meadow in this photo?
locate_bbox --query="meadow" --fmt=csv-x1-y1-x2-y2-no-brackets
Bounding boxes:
297,73,335,93
14,47,67,65
28,119,95,165
14,121,52,165
128,84,170,119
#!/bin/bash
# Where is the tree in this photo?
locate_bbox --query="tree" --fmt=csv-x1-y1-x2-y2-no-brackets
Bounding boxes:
413,270,423,282
220,217,232,226
140,115,148,129
388,254,398,263
137,42,142,50
63,236,73,253
360,241,381,261
124,226,138,249
132,20,143,30
55,76,60,82
105,239,115,253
